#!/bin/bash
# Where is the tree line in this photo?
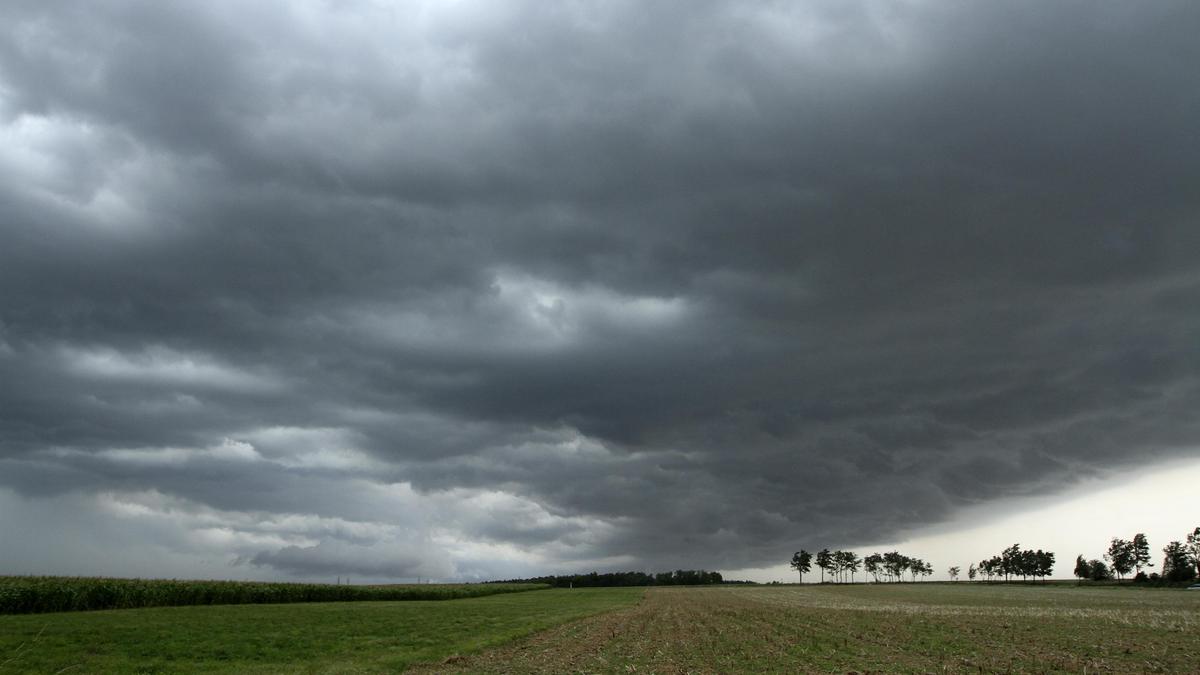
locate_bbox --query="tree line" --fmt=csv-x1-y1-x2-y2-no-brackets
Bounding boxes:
790,549,933,583
491,525,1199,590
1074,527,1200,583
790,526,1200,586
968,544,1055,582
487,569,743,588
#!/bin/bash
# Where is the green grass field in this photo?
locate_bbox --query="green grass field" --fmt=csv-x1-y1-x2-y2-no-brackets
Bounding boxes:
0,587,642,673
2,583,1197,673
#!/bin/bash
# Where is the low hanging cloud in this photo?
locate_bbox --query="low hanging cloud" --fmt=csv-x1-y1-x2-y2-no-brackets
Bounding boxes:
1,0,1199,580
249,541,451,580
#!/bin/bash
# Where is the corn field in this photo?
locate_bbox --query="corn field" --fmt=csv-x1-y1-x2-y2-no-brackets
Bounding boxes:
0,576,547,614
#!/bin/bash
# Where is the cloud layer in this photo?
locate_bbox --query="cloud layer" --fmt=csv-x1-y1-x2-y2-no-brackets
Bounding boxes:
2,0,1198,580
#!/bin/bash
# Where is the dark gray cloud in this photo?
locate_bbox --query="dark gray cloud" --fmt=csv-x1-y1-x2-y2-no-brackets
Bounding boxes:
1,0,1198,580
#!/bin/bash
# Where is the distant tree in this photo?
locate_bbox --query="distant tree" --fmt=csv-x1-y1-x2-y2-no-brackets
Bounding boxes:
987,555,1002,581
1035,550,1055,582
864,553,884,583
1018,549,1038,580
1088,559,1113,581
790,550,813,583
1000,544,1023,582
843,551,861,583
967,563,977,581
883,551,905,582
816,549,832,584
1106,538,1135,580
1131,534,1153,577
829,550,855,583
908,558,927,583
883,550,902,581
1186,527,1200,577
1162,541,1198,582
948,566,960,582
830,550,845,583
1073,555,1091,581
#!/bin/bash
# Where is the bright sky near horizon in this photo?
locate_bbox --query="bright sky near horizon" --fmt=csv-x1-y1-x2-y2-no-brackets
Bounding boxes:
729,457,1200,583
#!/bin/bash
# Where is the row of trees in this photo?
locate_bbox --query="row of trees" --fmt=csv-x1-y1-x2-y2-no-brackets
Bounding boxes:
488,569,733,588
1075,528,1200,583
790,526,1200,585
788,549,864,583
969,544,1055,582
790,550,933,583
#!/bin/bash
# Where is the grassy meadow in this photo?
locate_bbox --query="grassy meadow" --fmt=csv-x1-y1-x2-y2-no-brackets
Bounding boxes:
2,582,1198,673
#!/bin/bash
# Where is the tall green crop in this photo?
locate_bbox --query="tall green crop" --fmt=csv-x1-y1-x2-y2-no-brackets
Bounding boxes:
0,577,547,614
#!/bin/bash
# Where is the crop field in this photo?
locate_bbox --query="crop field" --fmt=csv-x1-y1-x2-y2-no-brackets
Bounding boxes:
0,576,546,614
0,587,641,673
1,583,1197,673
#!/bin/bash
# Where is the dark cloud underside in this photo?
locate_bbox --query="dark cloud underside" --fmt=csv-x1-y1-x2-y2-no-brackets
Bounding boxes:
1,0,1198,578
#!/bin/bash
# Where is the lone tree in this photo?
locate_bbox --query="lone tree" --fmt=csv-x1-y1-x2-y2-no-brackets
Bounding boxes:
967,563,977,581
948,566,960,582
790,550,813,583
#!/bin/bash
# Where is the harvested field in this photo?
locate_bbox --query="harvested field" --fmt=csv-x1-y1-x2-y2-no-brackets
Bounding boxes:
420,584,1200,673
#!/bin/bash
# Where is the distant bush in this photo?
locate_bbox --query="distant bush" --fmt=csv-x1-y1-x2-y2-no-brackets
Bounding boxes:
0,576,547,614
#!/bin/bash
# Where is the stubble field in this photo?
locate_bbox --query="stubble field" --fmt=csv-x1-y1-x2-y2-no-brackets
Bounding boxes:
2,583,1197,673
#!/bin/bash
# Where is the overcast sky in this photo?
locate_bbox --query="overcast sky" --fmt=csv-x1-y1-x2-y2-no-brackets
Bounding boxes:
2,0,1198,583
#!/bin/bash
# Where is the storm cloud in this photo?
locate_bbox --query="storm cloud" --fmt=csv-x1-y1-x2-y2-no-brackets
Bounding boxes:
2,0,1198,580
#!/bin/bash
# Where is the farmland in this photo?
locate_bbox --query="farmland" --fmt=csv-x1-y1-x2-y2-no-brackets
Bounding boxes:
425,584,1200,673
0,587,641,673
0,576,545,614
2,583,1197,673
